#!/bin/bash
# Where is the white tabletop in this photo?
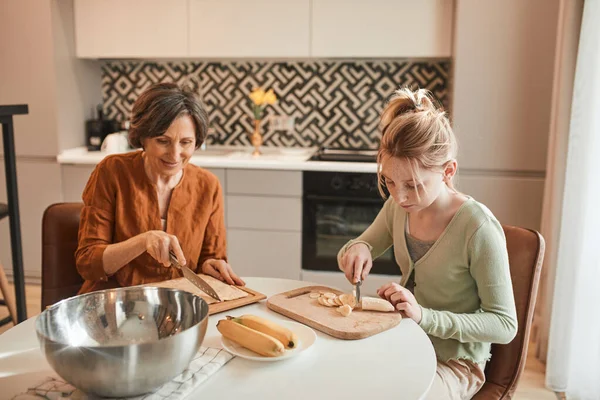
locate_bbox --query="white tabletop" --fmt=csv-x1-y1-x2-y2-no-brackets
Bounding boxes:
0,278,436,399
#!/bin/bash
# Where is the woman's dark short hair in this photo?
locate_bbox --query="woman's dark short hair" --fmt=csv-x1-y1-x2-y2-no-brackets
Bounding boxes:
128,82,209,149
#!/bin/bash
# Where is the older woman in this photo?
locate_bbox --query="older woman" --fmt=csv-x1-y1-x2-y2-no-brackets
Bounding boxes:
76,82,244,294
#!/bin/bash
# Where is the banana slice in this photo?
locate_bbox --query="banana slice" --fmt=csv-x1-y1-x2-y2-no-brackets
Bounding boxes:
338,304,353,317
318,296,330,306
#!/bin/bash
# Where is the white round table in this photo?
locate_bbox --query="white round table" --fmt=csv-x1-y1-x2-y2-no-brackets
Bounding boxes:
0,278,436,399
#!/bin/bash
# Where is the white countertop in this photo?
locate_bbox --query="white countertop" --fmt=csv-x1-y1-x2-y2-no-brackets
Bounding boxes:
0,278,436,400
57,146,379,173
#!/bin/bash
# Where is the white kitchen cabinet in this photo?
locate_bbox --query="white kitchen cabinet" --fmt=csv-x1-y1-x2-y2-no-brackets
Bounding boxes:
227,195,301,231
227,229,301,280
226,169,302,196
224,169,303,279
456,172,545,231
61,164,95,202
189,0,310,57
74,0,188,58
452,0,559,171
311,0,453,57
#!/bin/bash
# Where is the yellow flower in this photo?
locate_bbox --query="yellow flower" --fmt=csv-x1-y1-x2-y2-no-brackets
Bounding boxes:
263,89,277,105
249,88,265,105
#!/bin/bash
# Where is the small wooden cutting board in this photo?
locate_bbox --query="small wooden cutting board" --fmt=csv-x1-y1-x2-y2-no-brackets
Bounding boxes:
267,285,402,340
148,276,266,315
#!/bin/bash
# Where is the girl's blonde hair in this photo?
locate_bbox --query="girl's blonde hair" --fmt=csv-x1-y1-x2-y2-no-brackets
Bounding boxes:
377,87,457,198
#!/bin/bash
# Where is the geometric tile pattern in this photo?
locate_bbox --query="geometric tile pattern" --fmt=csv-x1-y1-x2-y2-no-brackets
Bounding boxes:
102,60,451,148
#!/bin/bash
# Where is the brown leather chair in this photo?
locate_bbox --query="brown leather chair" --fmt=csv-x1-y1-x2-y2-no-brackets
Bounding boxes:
41,203,84,310
473,225,545,399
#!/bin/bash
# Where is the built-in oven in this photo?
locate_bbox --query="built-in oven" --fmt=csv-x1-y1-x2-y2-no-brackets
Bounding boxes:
302,163,402,294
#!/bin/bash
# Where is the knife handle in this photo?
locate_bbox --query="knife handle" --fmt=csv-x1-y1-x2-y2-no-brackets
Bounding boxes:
168,251,182,269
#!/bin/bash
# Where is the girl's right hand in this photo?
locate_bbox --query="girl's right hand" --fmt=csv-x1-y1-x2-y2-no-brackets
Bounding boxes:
338,243,373,284
144,230,186,267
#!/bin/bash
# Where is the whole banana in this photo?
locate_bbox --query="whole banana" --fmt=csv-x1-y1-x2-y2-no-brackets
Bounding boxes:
217,319,285,357
229,314,299,349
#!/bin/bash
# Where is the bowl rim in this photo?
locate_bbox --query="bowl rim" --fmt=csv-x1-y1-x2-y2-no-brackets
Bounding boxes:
35,286,209,348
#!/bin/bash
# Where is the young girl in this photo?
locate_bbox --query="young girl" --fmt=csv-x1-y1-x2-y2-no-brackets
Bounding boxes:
337,88,517,400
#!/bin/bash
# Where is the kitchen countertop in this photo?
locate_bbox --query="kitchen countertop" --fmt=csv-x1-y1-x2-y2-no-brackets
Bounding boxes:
57,146,379,173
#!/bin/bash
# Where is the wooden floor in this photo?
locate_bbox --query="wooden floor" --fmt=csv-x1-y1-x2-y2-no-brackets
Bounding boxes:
0,283,560,399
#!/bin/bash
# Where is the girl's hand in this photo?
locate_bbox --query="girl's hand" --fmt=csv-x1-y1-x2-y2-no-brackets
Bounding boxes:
144,231,186,267
377,282,422,323
201,259,245,286
338,243,373,284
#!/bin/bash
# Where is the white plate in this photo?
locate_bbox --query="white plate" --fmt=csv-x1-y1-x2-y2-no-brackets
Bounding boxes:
221,320,317,362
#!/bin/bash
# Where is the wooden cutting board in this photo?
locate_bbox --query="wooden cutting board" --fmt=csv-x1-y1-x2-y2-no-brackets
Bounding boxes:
148,276,266,315
267,285,402,340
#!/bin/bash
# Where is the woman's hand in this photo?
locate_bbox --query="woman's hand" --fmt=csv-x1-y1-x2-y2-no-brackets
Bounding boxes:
338,243,373,284
377,282,422,323
144,230,186,267
201,259,245,286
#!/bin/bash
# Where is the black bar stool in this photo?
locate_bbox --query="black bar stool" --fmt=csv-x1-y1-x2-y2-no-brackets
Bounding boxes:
0,203,17,326
0,104,29,323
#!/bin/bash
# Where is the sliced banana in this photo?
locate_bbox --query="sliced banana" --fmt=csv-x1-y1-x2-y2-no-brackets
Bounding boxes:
338,304,353,317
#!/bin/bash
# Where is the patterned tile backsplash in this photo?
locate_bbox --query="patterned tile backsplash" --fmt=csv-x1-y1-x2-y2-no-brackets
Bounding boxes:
102,60,451,149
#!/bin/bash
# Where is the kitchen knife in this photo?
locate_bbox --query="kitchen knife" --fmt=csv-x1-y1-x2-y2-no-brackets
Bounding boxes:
169,251,222,302
355,280,362,305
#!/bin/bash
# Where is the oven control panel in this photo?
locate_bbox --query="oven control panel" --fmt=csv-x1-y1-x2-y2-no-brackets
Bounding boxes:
304,171,385,199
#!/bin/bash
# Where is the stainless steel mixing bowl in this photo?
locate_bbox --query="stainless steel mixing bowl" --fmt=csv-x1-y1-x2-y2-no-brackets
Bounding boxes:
35,286,209,397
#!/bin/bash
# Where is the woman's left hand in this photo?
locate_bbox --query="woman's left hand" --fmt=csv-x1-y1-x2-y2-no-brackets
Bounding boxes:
201,259,245,286
377,282,422,323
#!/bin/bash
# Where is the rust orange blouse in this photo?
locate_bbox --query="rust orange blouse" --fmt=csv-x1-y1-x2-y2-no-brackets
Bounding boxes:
75,151,227,294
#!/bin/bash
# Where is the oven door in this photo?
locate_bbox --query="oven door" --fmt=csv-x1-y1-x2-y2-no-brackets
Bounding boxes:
302,194,400,275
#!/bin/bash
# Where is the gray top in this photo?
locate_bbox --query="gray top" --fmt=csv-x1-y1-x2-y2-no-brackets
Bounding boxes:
405,232,435,292
405,233,435,263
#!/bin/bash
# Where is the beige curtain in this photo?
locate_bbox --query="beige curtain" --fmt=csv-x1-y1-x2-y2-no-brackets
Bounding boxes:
534,0,583,362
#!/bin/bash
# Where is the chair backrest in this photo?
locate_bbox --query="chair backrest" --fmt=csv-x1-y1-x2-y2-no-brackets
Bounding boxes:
41,203,84,310
473,225,545,399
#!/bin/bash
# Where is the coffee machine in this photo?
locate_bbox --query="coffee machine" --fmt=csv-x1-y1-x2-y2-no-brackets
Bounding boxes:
86,105,121,151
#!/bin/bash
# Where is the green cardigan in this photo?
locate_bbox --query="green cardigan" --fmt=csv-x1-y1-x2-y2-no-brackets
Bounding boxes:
338,197,517,363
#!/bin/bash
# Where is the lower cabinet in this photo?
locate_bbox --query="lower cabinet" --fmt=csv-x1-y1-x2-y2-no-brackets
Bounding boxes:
61,165,95,202
227,229,302,280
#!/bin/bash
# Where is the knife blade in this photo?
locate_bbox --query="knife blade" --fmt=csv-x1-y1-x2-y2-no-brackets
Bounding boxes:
169,251,221,302
355,280,362,305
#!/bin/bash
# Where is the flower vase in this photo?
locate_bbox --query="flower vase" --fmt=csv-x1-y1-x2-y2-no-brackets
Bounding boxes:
250,119,263,156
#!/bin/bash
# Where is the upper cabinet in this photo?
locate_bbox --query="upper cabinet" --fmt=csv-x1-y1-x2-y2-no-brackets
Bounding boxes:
452,0,559,171
311,0,453,58
189,0,310,57
74,0,452,58
74,0,188,58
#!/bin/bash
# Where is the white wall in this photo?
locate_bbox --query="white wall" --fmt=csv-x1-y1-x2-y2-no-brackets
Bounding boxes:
52,0,102,152
0,0,101,282
0,0,59,157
